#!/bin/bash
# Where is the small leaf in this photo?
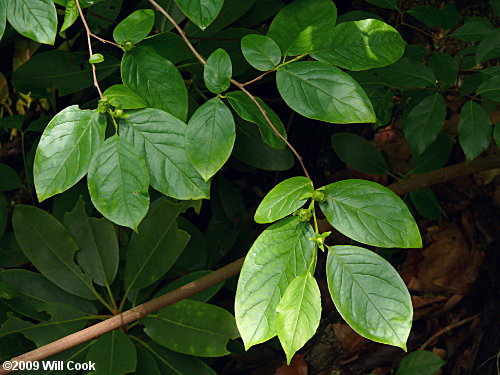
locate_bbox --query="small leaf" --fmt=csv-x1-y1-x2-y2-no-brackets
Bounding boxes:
89,53,105,64
7,0,57,44
331,133,388,175
429,51,458,89
451,20,494,42
276,273,321,364
235,216,316,349
113,9,155,45
254,176,313,224
397,350,445,375
241,34,282,71
34,106,106,202
458,101,492,162
102,84,147,109
59,0,78,37
364,0,397,10
326,245,413,350
0,163,22,191
87,135,150,231
407,4,460,30
173,0,224,30
186,97,235,180
277,61,376,124
411,134,452,174
404,94,446,155
204,48,232,94
86,330,137,375
319,179,422,248
409,188,441,221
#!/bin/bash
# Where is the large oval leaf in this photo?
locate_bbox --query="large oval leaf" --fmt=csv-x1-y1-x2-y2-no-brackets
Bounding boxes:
120,108,210,200
34,106,106,202
241,34,282,71
173,0,224,30
312,19,405,71
186,97,235,180
276,61,376,124
87,135,150,231
319,179,421,248
235,216,316,349
7,0,57,44
458,101,492,162
326,245,412,350
86,330,137,375
113,9,154,45
204,48,232,94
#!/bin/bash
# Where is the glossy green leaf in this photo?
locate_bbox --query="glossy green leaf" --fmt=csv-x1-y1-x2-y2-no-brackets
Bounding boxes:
86,330,137,375
458,101,492,162
319,180,422,248
226,91,286,149
0,163,22,191
276,272,321,364
254,176,313,224
235,216,316,349
409,188,441,220
429,51,458,89
146,342,216,374
89,53,104,64
476,30,500,64
154,271,223,302
277,61,376,124
113,9,154,45
102,84,147,109
312,19,406,71
411,134,452,174
120,108,210,200
87,135,150,231
407,4,460,30
364,0,397,10
174,0,223,30
34,106,106,202
64,199,119,287
204,49,232,94
59,1,78,37
124,198,196,291
12,205,95,299
397,350,445,375
477,76,500,102
267,0,337,56
0,0,5,41
143,299,239,357
186,97,235,180
241,34,281,71
451,20,494,42
7,0,57,44
404,94,446,155
122,47,188,121
326,245,412,350
331,133,388,174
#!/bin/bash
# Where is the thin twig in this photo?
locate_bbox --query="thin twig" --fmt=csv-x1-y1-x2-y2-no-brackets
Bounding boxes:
90,33,121,48
419,314,479,351
241,70,274,87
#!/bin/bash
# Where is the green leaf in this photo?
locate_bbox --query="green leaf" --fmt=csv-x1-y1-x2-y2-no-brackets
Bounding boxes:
113,9,154,45
138,32,193,64
143,299,239,357
0,0,5,41
12,205,95,299
451,20,494,42
254,176,313,224
64,199,119,287
34,106,106,202
7,0,57,44
154,271,223,302
276,272,321,364
186,97,235,180
102,84,147,110
241,34,281,71
235,216,316,349
494,124,500,148
120,108,210,200
0,233,28,268
429,51,458,89
411,134,452,174
326,245,412,350
226,91,286,149
407,3,460,30
477,75,500,102
124,198,195,291
404,94,446,155
122,47,188,121
59,1,78,37
409,188,441,220
364,0,397,10
331,133,388,174
361,58,437,88
267,0,337,56
87,135,150,231
146,342,216,374
312,19,406,71
397,350,445,375
476,29,500,64
458,101,492,162
319,179,422,248
0,163,22,191
86,330,137,375
89,53,104,64
174,0,223,30
204,48,232,94
276,61,376,124
136,347,161,375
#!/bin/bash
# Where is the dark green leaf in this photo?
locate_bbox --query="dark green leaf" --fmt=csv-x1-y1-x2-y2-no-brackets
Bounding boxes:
331,133,388,174
429,51,458,89
407,3,460,30
145,342,216,374
186,97,235,180
458,101,492,162
364,0,397,10
404,94,446,155
476,30,500,64
7,0,57,44
12,206,95,299
397,350,445,375
411,134,452,174
102,85,147,109
451,20,494,42
277,61,376,124
409,188,441,220
327,245,412,349
235,216,316,349
113,9,154,45
154,271,223,302
364,58,437,88
174,0,224,30
204,48,232,94
136,347,161,375
0,115,25,129
122,47,188,121
87,135,150,231
137,32,193,64
86,330,137,375
254,176,313,224
312,19,406,71
0,233,28,268
0,163,22,191
267,0,337,56
494,124,500,147
234,0,283,28
241,34,281,71
337,10,383,23
120,108,210,199
477,76,500,102
319,180,421,248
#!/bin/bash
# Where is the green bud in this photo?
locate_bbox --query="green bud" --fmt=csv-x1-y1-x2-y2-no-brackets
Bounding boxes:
121,41,135,52
294,208,312,222
312,190,326,202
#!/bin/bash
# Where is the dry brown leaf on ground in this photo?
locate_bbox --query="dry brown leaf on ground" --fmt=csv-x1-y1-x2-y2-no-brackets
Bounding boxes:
274,355,308,375
331,323,368,363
